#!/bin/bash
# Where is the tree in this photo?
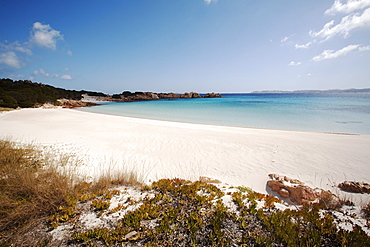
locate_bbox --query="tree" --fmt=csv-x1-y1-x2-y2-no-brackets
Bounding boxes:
0,95,18,108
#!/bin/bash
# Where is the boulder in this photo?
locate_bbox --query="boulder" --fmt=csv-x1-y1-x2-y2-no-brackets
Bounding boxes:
189,92,201,98
338,181,370,194
267,180,284,192
278,189,290,198
267,174,339,206
268,173,304,185
203,92,222,98
180,93,191,98
284,185,317,205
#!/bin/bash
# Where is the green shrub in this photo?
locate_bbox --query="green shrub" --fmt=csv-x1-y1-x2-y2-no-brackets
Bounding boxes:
0,95,18,108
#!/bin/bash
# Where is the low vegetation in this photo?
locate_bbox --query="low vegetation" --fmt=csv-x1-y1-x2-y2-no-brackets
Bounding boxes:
0,139,139,246
0,139,369,246
0,139,74,244
71,180,370,246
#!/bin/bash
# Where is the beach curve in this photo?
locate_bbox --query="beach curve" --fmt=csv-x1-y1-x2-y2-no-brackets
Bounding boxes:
1,108,369,204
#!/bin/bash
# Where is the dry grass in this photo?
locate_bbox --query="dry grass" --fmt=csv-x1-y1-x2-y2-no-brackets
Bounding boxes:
0,107,15,112
0,140,73,235
362,203,370,219
0,139,140,245
93,165,142,191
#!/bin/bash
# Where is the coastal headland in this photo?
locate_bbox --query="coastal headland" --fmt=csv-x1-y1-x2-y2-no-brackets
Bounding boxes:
0,78,222,108
110,91,222,102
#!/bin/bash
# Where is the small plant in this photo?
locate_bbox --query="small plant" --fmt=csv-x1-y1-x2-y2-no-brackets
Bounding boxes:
91,199,111,211
264,194,281,209
0,140,75,241
109,204,128,214
362,203,370,219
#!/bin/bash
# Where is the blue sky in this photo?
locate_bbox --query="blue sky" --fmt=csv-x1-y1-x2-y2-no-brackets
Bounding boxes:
1,0,369,93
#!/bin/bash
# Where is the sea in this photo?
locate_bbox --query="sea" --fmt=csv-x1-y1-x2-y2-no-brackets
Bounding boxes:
79,93,370,135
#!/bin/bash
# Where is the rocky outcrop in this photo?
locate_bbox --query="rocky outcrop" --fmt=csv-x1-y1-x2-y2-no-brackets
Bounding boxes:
157,93,182,99
338,181,370,194
108,91,221,102
267,174,339,207
180,92,201,98
131,92,159,101
203,92,222,98
59,100,98,108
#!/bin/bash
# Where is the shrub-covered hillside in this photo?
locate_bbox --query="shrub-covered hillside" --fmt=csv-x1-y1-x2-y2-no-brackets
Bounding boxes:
0,78,106,108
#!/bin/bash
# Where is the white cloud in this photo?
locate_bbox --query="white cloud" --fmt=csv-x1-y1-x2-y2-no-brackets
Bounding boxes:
0,23,66,71
60,74,72,80
14,46,32,55
0,51,22,68
33,69,59,78
297,73,312,78
281,36,289,43
0,41,32,56
359,45,370,50
8,74,25,79
295,42,312,49
310,8,370,40
204,0,217,4
33,68,72,80
312,44,370,61
288,61,302,66
280,35,296,46
30,22,63,50
325,0,370,15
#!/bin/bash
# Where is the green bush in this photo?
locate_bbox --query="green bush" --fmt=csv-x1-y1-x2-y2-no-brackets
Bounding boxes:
0,78,84,108
0,95,18,108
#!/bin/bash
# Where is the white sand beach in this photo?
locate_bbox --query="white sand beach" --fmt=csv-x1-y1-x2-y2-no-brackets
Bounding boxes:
1,108,369,203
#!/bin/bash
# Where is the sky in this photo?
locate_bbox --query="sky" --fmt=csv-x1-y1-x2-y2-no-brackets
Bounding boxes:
0,0,370,93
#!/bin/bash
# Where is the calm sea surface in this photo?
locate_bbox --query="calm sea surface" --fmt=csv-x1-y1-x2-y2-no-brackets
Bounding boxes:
79,93,370,134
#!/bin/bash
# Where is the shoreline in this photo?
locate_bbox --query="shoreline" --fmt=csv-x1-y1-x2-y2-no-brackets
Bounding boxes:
79,107,363,136
1,107,369,204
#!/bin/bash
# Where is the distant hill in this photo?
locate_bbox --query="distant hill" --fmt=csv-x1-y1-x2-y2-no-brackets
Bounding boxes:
0,78,221,109
251,88,370,94
0,78,106,108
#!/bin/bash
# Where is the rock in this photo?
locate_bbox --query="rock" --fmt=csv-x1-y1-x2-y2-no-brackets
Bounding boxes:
278,189,290,198
181,92,191,98
203,92,222,98
190,92,201,98
267,174,340,206
158,93,181,99
338,181,370,194
285,185,317,205
103,91,222,101
124,231,138,240
268,173,304,185
60,100,98,108
267,180,284,192
199,176,222,184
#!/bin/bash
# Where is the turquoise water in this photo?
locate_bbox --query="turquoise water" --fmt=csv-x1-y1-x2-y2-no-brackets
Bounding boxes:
79,93,370,134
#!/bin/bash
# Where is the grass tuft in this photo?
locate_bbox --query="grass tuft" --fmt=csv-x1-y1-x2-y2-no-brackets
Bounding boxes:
0,140,75,244
0,139,140,245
